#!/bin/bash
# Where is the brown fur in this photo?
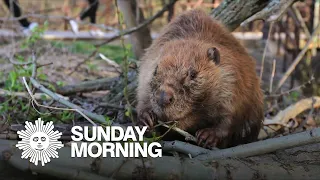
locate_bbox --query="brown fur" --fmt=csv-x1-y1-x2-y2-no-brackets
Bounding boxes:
136,9,264,148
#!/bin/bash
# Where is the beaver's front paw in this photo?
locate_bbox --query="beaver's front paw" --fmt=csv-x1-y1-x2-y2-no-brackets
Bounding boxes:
137,109,156,129
196,128,223,149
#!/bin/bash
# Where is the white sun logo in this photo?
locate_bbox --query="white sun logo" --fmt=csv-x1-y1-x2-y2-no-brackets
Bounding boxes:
16,118,64,166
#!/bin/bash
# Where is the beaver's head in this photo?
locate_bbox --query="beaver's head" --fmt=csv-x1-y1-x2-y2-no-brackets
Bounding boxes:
149,40,223,122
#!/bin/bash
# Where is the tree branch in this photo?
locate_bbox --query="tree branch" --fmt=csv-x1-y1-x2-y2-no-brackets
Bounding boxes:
56,77,120,96
161,141,210,157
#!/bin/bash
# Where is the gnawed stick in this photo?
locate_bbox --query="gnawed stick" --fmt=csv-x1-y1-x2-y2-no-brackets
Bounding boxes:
158,121,197,143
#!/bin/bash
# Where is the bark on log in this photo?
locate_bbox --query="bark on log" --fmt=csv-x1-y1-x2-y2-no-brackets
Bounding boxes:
1,140,319,180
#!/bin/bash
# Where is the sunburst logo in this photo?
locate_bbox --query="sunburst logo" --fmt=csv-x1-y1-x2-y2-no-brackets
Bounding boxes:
16,118,64,166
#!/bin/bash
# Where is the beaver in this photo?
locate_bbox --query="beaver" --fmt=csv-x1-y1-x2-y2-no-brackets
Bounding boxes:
136,9,264,149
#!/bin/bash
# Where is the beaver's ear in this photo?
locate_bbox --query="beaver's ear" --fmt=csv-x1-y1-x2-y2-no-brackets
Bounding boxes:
207,47,220,65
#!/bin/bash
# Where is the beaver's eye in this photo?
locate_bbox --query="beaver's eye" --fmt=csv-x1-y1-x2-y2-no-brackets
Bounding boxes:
188,69,197,80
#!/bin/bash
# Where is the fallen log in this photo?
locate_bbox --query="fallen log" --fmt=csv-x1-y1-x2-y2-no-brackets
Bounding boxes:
56,77,120,96
196,127,320,161
1,137,319,180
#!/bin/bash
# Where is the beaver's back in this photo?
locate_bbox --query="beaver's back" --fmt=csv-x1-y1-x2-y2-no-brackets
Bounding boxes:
151,10,246,54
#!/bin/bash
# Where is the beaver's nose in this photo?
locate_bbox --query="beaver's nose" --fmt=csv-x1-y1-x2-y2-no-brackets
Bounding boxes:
157,90,173,107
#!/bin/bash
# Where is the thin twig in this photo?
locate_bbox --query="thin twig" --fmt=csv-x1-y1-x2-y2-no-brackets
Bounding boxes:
265,76,314,99
156,121,178,140
158,121,197,143
260,22,274,81
99,53,122,73
26,50,38,117
269,59,276,93
31,50,37,78
6,54,52,68
37,62,53,68
7,56,32,65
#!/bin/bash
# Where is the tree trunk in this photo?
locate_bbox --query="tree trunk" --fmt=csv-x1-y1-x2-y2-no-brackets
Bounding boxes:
117,0,152,59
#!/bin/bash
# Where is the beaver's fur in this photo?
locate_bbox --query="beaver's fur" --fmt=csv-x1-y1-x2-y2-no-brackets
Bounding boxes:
136,9,264,148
